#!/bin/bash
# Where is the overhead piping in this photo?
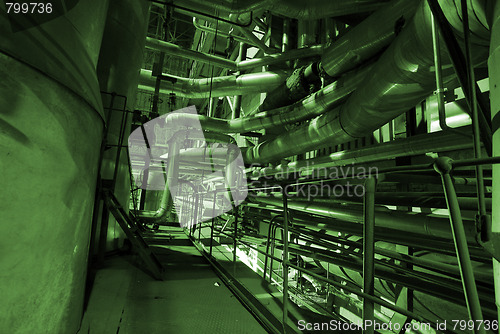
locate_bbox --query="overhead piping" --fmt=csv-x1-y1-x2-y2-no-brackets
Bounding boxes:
242,0,490,164
145,36,323,71
175,0,390,19
138,69,287,98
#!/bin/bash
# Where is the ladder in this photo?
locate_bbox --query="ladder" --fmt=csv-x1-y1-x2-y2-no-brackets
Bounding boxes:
103,190,164,280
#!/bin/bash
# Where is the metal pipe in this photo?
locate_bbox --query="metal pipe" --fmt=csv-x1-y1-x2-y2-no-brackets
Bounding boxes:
242,0,490,164
488,0,500,323
232,42,246,119
320,0,420,77
431,10,452,132
138,69,287,98
176,0,389,19
230,14,278,54
192,17,255,46
461,0,488,220
281,187,290,332
362,177,376,334
145,37,238,70
152,63,369,134
434,157,485,333
249,195,478,243
252,127,472,177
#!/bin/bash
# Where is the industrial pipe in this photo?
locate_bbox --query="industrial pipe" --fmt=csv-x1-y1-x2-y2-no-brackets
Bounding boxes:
138,69,287,98
251,127,473,177
249,195,478,243
320,0,420,78
176,0,389,19
489,0,500,323
242,0,490,163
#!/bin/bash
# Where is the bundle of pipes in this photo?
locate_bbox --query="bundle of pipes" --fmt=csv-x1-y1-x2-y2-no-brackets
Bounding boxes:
241,0,491,163
173,0,390,19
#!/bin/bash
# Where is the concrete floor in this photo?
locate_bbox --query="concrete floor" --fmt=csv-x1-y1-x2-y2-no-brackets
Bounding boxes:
79,227,267,334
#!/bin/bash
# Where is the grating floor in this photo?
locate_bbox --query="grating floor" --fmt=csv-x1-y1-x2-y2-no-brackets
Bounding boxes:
79,226,267,334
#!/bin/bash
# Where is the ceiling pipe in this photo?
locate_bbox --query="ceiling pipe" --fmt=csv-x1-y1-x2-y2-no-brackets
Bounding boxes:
138,69,287,98
147,64,368,133
192,17,255,46
175,0,390,19
252,0,420,113
145,37,323,72
145,37,238,70
320,0,420,78
242,0,490,164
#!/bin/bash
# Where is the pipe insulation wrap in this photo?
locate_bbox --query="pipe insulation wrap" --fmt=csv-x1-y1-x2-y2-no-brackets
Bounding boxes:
242,0,490,163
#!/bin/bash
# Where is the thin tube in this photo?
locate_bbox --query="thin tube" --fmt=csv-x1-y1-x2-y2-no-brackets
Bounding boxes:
435,158,485,334
362,177,376,334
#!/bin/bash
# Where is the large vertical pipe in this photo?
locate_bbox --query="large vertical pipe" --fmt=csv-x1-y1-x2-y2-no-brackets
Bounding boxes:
489,0,500,323
96,0,151,252
0,1,109,333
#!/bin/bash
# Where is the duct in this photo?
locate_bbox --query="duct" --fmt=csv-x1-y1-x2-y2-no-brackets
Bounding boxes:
138,69,287,98
320,0,420,78
489,0,500,323
0,1,108,332
252,127,473,177
242,0,490,164
250,195,478,243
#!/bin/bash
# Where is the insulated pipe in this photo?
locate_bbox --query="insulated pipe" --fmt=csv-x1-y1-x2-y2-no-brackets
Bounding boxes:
145,37,238,70
175,0,390,18
320,0,420,78
252,127,472,177
192,17,256,46
146,36,322,71
160,64,369,134
249,195,478,243
138,69,287,98
136,131,236,221
242,0,490,164
489,0,500,323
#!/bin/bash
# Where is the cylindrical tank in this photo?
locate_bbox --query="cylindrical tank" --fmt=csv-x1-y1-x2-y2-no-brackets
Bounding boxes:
0,1,109,333
95,0,151,253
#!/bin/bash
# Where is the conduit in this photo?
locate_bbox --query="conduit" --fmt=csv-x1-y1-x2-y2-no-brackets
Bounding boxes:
242,0,490,163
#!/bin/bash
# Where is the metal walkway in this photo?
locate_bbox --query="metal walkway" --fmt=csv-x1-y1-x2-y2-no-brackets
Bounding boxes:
79,226,267,334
